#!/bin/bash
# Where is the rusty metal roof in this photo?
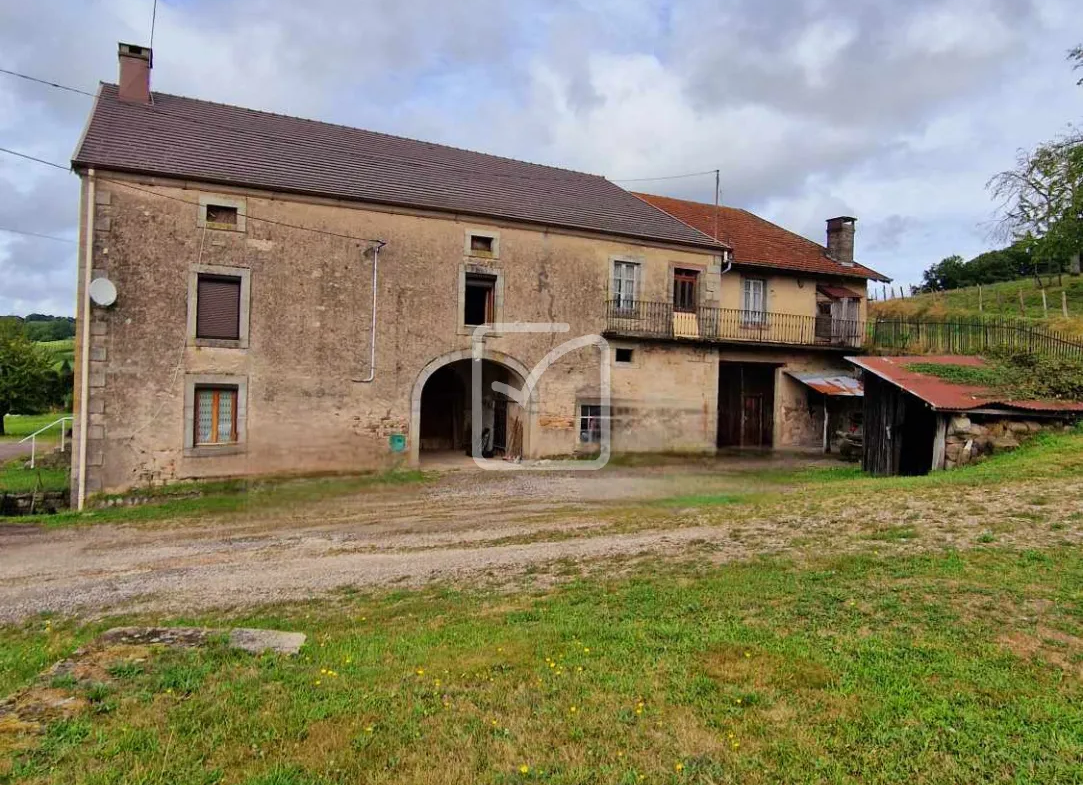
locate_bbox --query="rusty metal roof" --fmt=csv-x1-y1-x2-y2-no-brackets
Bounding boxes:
846,355,1083,413
816,284,863,299
786,371,863,396
73,85,727,252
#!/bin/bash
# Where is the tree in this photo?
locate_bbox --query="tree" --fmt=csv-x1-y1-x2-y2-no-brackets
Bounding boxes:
0,320,54,436
920,255,966,292
988,129,1083,277
1072,44,1082,85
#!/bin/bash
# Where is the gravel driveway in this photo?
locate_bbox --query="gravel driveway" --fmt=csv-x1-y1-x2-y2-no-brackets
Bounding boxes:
2,456,1078,623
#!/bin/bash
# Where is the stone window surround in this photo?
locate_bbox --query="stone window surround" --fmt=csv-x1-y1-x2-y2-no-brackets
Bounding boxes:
667,261,707,307
457,261,505,337
197,192,247,232
187,263,252,349
464,228,500,259
612,342,638,367
183,373,248,458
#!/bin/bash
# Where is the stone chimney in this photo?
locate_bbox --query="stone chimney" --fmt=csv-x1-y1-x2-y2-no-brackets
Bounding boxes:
117,43,152,103
826,216,856,266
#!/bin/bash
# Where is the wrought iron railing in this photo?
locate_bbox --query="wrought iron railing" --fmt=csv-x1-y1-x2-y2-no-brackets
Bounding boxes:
605,300,864,348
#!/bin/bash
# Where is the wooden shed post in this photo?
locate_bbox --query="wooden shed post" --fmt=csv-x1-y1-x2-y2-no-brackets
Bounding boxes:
931,415,948,471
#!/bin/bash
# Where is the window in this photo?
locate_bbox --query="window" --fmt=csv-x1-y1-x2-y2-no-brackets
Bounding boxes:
470,234,494,255
673,269,699,313
615,347,634,364
464,272,497,326
579,404,603,443
196,274,242,340
612,260,639,311
205,204,238,228
742,278,767,325
194,386,238,445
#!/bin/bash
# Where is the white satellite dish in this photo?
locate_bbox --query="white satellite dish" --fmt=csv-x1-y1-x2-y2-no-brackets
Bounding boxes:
89,277,117,307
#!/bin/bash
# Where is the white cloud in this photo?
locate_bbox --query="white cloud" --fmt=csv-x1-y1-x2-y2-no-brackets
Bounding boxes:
0,0,1079,313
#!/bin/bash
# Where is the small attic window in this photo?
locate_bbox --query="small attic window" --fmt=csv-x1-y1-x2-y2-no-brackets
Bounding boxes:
206,204,238,228
470,234,494,255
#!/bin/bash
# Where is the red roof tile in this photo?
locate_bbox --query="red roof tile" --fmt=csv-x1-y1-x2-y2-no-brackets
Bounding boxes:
634,193,890,282
72,85,725,252
846,355,1083,413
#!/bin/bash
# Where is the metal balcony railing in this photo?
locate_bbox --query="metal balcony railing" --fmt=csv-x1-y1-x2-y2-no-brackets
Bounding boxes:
605,300,864,348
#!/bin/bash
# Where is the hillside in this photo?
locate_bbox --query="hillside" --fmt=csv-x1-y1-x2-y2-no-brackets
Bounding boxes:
871,276,1083,337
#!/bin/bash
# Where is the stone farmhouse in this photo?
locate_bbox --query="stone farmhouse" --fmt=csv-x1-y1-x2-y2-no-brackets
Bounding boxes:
68,43,888,505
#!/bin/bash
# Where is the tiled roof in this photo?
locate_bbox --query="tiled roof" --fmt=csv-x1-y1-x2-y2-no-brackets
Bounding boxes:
634,193,890,282
72,85,725,252
846,355,1083,413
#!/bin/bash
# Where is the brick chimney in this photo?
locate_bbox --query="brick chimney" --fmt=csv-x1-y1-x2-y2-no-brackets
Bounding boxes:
117,43,152,103
826,216,856,266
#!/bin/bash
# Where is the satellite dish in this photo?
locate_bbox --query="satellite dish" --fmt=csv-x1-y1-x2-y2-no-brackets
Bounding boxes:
89,277,117,307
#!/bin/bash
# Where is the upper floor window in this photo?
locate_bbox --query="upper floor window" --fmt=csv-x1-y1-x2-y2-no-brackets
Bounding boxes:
465,230,499,258
464,272,497,326
198,193,246,232
196,274,242,340
673,268,699,313
742,278,767,325
612,260,639,311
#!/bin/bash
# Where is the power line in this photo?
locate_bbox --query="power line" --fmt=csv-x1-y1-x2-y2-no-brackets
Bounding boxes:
0,145,69,170
0,67,97,97
0,226,76,243
150,0,159,48
0,143,386,245
610,169,720,183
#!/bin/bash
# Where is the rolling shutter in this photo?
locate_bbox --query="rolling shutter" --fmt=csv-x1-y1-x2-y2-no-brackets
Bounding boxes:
196,275,241,340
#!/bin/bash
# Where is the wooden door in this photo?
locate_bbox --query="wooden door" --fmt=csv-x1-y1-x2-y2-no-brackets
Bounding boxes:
673,269,699,313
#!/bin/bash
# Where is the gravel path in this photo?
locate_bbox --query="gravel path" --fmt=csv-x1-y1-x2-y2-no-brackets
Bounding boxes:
2,458,1078,623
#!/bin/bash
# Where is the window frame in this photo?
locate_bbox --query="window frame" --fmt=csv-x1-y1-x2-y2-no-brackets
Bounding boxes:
611,259,640,313
463,272,498,327
187,264,251,349
193,385,239,446
458,263,504,335
579,403,604,444
741,277,768,326
464,228,500,259
672,268,699,313
197,193,247,232
183,374,248,457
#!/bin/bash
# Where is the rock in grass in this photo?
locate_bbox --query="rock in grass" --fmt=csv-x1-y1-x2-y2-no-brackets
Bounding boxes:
228,628,306,656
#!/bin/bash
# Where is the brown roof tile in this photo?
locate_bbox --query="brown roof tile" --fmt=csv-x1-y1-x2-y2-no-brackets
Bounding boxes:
72,85,725,252
634,192,890,282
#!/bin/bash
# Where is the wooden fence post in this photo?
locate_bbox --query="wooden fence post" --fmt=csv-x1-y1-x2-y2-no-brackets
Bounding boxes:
1042,289,1048,318
1064,291,1069,318
978,285,983,313
1018,290,1026,316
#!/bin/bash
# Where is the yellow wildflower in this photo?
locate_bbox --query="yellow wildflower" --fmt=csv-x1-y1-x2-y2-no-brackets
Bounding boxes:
675,762,684,773
416,668,425,676
519,764,530,774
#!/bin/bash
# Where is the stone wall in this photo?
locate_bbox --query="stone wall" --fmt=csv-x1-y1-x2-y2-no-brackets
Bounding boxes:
943,414,1065,469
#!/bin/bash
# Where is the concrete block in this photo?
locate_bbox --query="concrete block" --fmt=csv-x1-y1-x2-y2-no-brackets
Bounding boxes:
89,346,107,362
229,628,306,656
94,190,112,205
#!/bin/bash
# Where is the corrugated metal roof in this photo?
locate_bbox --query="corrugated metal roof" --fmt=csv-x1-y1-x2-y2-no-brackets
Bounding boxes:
786,371,863,396
845,355,1083,413
72,85,727,252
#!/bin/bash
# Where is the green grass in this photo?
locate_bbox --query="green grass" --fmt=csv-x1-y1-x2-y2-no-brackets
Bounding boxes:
0,459,68,494
0,414,70,441
2,547,1082,783
871,276,1083,335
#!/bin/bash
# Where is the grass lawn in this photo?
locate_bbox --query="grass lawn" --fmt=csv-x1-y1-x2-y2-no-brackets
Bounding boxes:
0,414,70,442
870,276,1083,337
2,547,1082,784
0,459,68,494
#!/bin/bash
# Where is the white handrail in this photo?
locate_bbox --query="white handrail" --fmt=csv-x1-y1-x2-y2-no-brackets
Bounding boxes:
17,416,73,469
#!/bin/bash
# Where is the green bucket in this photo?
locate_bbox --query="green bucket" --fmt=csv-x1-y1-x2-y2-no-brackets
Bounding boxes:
388,433,407,453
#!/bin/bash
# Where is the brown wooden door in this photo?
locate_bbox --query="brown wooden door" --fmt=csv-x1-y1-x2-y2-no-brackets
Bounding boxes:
718,362,776,448
673,269,699,313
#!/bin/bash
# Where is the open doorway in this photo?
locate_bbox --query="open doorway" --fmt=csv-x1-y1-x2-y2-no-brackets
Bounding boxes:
717,362,777,448
417,358,526,463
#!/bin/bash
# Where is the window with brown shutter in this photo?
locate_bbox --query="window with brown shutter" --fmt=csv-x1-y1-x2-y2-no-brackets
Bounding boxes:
196,274,241,340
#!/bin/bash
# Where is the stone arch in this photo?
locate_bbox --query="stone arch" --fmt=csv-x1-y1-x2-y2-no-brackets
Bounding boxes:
409,348,537,466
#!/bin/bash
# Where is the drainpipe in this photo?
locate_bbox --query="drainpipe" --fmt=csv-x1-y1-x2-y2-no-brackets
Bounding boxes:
76,168,96,510
353,241,386,383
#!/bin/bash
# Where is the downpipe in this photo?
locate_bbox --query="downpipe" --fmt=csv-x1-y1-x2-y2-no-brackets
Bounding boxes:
353,241,386,383
76,168,96,511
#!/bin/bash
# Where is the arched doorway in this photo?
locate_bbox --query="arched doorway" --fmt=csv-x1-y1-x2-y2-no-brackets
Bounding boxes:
410,351,533,466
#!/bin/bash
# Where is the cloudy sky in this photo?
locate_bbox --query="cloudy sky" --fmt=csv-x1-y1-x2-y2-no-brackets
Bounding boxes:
1,0,1080,315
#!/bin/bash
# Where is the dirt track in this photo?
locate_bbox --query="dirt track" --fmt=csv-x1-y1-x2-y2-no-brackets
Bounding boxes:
1,457,1080,623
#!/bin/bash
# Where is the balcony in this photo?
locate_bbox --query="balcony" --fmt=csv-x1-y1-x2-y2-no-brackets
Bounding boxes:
604,300,864,349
